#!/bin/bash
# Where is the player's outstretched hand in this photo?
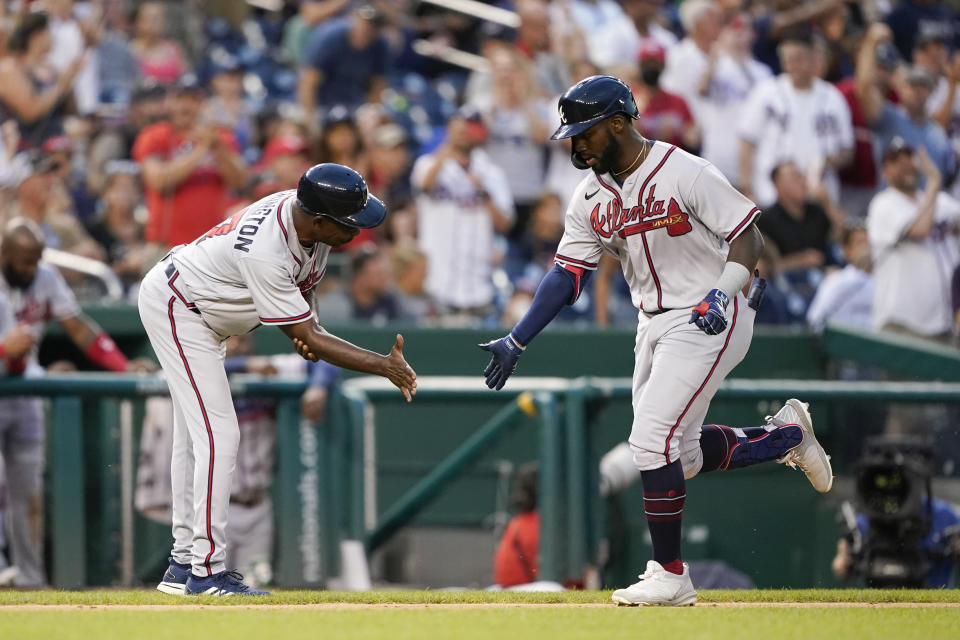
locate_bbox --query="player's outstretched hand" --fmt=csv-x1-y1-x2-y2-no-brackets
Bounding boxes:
689,289,729,335
478,335,523,390
383,333,417,402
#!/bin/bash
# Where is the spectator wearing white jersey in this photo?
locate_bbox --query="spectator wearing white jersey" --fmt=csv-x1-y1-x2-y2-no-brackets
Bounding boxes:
412,111,514,322
738,30,853,208
547,0,639,70
867,138,960,340
806,225,874,333
471,45,550,237
515,0,570,97
613,0,677,72
659,0,722,122
694,13,772,186
621,0,678,54
45,0,98,116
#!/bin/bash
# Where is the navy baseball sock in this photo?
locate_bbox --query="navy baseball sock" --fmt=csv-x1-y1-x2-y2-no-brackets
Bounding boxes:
640,460,685,575
699,424,803,472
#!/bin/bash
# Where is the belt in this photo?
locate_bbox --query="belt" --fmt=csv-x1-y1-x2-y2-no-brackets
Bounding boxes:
164,262,201,315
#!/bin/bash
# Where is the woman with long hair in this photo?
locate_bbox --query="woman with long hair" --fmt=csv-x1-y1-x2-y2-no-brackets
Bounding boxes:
0,11,81,149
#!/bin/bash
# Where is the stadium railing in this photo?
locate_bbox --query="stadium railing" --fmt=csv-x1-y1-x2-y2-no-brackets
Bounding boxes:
4,373,960,588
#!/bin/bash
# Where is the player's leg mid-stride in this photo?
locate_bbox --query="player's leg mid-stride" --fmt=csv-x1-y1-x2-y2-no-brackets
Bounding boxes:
610,399,833,607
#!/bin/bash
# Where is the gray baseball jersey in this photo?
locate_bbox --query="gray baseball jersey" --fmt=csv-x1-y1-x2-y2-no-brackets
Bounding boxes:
138,189,330,576
0,264,81,373
170,190,329,337
0,290,46,587
554,142,759,473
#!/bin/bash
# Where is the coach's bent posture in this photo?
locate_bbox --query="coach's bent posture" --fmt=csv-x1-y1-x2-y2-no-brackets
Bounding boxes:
480,76,833,606
140,164,416,596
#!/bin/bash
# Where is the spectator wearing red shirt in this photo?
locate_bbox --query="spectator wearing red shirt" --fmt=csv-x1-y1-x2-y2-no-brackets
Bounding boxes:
837,24,900,219
493,463,540,587
133,76,247,251
634,43,699,152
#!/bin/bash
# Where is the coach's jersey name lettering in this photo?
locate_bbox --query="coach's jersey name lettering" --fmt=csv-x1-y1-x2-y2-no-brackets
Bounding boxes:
233,213,270,252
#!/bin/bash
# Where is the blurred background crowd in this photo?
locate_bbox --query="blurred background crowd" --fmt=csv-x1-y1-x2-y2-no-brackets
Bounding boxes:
0,0,958,341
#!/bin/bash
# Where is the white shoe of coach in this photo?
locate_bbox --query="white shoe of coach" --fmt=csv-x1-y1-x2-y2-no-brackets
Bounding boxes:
770,398,834,493
611,561,697,606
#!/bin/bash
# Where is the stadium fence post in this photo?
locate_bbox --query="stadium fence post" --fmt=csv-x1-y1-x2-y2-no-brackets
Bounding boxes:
564,383,588,581
273,397,326,587
49,396,86,588
535,392,563,582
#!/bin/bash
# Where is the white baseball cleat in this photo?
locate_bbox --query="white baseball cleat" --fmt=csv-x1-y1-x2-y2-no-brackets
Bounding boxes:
611,561,697,606
769,398,834,493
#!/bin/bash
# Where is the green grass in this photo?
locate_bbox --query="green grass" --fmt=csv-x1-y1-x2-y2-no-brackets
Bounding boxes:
1,588,959,606
1,607,958,640
2,590,958,640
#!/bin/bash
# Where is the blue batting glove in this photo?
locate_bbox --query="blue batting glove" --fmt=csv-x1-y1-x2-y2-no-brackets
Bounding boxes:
478,334,524,390
688,289,729,335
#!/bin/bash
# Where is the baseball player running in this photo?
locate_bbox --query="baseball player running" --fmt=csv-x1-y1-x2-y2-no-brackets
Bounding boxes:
480,76,833,606
139,164,416,596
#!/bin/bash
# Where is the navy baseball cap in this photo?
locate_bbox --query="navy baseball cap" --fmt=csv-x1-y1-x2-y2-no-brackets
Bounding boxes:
550,75,639,140
882,136,914,163
874,42,901,71
174,73,207,95
296,164,387,229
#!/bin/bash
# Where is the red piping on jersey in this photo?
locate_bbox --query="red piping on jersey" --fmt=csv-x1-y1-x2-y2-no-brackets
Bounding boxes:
595,174,624,210
167,270,196,309
167,296,216,575
637,145,676,204
554,253,598,269
598,146,677,312
725,207,760,243
275,195,301,268
663,296,740,465
640,233,664,309
259,310,312,324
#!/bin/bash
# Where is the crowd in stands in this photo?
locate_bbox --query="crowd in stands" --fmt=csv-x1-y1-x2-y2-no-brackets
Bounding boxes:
0,0,958,341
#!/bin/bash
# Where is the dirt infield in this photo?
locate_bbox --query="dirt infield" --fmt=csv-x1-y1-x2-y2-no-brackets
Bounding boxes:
3,602,960,611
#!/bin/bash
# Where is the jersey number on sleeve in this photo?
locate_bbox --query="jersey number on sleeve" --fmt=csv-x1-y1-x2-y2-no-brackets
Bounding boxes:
195,209,246,245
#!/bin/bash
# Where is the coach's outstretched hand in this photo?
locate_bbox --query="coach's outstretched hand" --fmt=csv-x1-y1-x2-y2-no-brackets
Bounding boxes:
384,334,417,402
291,333,417,402
689,289,729,335
479,335,524,390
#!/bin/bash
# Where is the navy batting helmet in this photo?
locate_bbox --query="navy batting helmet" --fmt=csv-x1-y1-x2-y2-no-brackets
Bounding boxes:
296,163,386,229
550,75,639,140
